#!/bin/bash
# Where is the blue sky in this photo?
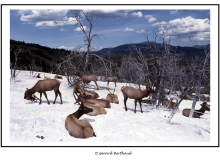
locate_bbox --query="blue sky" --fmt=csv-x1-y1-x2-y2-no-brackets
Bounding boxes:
10,9,210,51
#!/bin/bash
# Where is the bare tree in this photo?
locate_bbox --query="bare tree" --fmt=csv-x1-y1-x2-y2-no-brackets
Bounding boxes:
71,10,103,73
10,49,24,83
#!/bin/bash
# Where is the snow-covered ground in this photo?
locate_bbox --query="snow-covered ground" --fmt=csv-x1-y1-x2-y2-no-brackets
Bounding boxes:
7,70,213,146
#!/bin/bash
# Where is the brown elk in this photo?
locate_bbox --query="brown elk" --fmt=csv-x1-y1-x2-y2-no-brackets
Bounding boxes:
24,79,62,105
73,85,99,104
106,77,117,87
162,98,176,109
106,88,119,104
75,72,99,90
182,102,210,118
44,74,51,80
36,73,41,78
54,75,63,79
141,99,152,105
121,80,155,113
24,92,40,102
65,104,96,138
76,87,111,109
164,90,170,95
76,93,107,116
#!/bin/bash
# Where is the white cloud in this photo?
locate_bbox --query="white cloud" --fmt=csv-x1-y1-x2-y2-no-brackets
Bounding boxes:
58,46,74,50
124,28,134,31
19,9,69,22
152,21,168,26
129,11,143,18
81,10,128,19
60,29,65,31
137,30,146,33
154,16,210,42
18,10,78,28
170,10,189,14
144,15,157,23
74,26,88,31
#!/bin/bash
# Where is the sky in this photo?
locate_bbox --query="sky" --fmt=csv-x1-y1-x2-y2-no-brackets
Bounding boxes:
10,9,210,51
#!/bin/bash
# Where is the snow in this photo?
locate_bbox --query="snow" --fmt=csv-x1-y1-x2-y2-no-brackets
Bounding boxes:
7,70,212,145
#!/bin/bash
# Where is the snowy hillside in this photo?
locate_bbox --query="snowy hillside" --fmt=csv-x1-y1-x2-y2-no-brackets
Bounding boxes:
9,71,211,145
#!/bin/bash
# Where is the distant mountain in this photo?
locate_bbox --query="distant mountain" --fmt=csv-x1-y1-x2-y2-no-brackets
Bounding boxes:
94,41,210,61
192,44,210,49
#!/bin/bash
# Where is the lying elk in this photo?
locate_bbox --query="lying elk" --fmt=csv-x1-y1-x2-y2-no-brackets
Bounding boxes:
121,80,155,113
36,73,41,78
164,90,170,95
65,104,96,138
182,102,210,118
44,74,51,80
141,99,152,105
75,72,98,90
73,85,99,104
24,79,62,105
162,98,176,109
24,92,40,102
106,76,117,87
76,87,111,108
76,93,107,116
106,88,119,104
54,75,63,79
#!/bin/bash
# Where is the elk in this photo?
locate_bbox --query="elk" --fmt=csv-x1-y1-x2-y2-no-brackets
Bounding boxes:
121,80,155,113
24,79,62,105
76,87,111,108
75,93,107,116
106,76,117,87
54,75,63,79
44,74,51,80
182,102,210,118
162,98,176,109
24,92,40,102
73,85,99,104
164,90,170,95
36,73,41,78
75,72,99,90
65,104,96,138
141,99,152,105
106,88,119,104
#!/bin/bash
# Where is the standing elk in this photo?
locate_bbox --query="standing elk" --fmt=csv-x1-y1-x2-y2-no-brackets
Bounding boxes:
75,72,99,90
65,104,96,138
44,74,51,80
106,88,119,104
24,79,62,105
54,75,63,79
36,73,41,78
182,102,210,118
106,76,117,87
121,80,155,113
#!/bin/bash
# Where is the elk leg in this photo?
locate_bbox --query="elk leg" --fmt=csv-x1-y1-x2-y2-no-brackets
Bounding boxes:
53,92,58,104
43,92,50,105
58,90,62,104
134,99,137,113
39,92,42,105
114,81,116,87
138,100,143,113
94,80,99,90
107,81,109,86
123,96,128,111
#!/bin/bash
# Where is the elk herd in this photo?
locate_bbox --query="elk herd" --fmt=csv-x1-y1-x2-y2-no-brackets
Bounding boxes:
24,72,210,139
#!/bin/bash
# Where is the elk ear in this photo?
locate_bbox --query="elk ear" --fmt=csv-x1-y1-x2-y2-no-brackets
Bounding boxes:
26,88,29,90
